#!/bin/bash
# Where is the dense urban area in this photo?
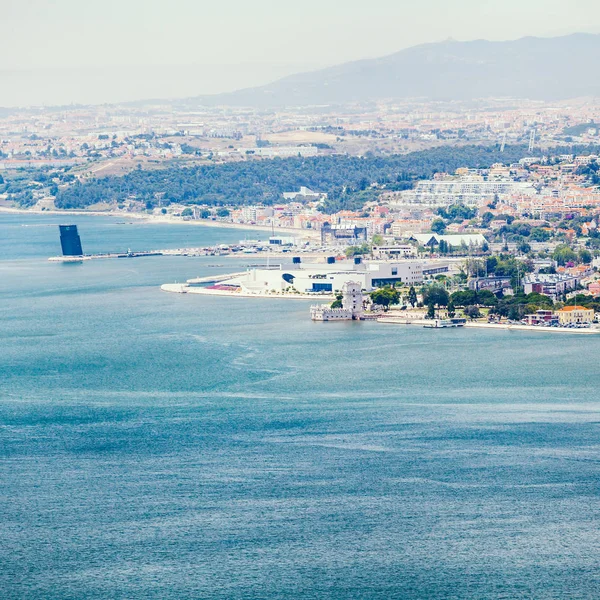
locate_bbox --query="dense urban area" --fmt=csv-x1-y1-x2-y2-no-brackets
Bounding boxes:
4,98,600,328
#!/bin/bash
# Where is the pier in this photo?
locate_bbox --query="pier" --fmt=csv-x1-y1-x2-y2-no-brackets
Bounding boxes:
49,250,163,262
378,317,600,334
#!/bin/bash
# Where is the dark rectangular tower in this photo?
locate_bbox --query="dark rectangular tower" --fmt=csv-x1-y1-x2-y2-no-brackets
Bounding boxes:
59,225,83,256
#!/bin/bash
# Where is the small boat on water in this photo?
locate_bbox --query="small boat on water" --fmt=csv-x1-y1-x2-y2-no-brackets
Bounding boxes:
423,318,467,329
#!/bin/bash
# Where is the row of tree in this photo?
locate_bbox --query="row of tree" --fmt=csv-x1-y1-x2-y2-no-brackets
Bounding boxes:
53,144,600,212
349,281,600,322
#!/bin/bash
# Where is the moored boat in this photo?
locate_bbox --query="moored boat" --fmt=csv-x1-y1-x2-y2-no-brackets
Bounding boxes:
423,318,466,328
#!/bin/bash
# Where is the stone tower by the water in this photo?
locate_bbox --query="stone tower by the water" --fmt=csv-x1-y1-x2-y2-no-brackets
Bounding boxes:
342,281,364,319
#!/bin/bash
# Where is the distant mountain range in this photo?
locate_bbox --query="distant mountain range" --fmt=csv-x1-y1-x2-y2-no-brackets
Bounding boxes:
189,33,600,108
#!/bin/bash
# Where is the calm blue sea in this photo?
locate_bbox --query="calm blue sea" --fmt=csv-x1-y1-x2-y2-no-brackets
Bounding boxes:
1,213,600,599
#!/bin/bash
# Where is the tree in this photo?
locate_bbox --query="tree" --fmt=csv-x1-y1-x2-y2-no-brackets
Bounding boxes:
508,304,523,321
530,227,551,242
200,210,211,219
216,208,230,217
371,287,400,311
579,248,592,264
450,289,477,307
181,207,193,217
518,241,531,254
408,286,418,308
330,294,343,309
486,256,498,273
552,244,577,266
525,292,553,307
476,290,497,307
447,299,456,318
161,208,167,215
345,243,370,257
481,212,494,227
53,143,600,211
436,204,477,222
423,285,449,307
464,305,481,320
431,218,446,234
426,302,436,319
372,234,384,245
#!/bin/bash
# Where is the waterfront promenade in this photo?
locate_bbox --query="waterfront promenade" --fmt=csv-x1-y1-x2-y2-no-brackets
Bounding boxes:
378,316,600,334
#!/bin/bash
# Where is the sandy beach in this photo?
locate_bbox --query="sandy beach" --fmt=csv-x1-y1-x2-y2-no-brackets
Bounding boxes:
0,206,316,239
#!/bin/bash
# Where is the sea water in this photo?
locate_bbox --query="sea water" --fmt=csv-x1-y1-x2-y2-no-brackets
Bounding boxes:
1,213,599,599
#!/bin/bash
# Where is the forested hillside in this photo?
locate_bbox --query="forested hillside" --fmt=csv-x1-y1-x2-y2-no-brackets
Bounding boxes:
54,144,598,213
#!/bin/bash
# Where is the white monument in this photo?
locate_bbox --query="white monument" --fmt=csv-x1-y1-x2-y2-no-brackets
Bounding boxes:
310,281,364,321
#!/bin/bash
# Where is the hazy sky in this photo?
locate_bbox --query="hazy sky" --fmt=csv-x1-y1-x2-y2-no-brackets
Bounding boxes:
2,0,600,106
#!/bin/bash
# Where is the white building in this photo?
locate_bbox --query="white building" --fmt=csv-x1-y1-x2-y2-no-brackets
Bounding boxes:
311,281,365,321
372,245,417,259
240,206,274,221
237,146,318,158
269,236,296,246
207,258,423,295
411,233,487,248
283,186,326,201
391,177,535,207
523,273,580,299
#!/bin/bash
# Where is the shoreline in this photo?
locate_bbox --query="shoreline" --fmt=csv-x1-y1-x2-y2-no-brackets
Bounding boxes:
378,317,600,334
0,206,315,238
464,322,600,334
161,283,333,300
159,290,600,334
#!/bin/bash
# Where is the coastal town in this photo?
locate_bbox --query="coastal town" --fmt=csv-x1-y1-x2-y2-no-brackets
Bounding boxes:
7,9,600,596
5,101,600,333
1,97,600,182
141,150,600,333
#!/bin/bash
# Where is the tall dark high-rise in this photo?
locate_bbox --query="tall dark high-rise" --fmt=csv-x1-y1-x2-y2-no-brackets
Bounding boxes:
59,225,83,256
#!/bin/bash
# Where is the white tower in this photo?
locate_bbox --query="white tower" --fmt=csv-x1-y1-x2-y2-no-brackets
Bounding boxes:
342,281,364,319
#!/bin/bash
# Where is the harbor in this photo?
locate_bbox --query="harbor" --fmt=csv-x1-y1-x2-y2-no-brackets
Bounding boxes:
47,222,309,263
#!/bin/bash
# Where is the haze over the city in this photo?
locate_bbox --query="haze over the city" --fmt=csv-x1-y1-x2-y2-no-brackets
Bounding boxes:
3,0,600,106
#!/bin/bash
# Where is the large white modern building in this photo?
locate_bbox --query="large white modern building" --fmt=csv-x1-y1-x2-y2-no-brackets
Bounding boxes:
199,258,424,294
391,177,536,207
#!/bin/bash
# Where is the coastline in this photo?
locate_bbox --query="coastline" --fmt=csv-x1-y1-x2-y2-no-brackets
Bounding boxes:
0,206,315,238
161,283,333,300
378,316,600,334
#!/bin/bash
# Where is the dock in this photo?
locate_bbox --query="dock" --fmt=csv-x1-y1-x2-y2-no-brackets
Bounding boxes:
377,317,600,334
49,251,163,262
